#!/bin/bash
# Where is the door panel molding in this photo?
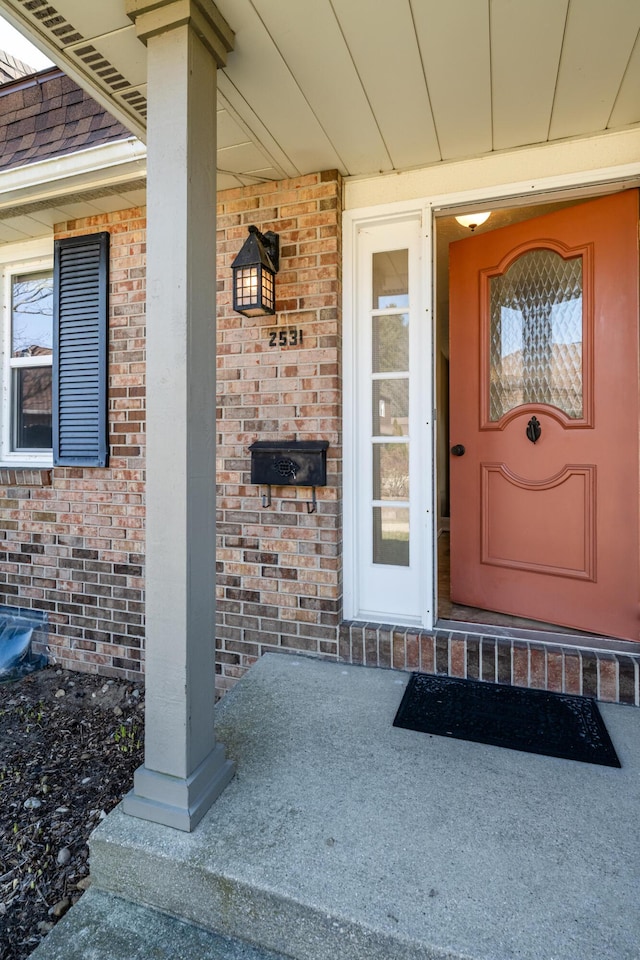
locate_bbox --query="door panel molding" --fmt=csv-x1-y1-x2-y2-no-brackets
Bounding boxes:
480,462,596,581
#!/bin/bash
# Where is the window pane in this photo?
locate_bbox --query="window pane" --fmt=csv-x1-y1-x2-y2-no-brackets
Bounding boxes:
373,313,409,372
373,506,409,566
489,250,583,420
11,271,53,357
373,379,408,436
373,443,409,500
13,367,52,449
372,249,408,309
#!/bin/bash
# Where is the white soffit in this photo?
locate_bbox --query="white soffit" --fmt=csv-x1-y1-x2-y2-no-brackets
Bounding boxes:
413,0,492,160
329,0,440,170
0,184,147,241
549,0,640,140
491,0,568,151
0,0,638,185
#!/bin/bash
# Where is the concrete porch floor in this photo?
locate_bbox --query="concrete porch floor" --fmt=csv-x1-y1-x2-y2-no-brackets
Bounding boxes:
32,654,640,960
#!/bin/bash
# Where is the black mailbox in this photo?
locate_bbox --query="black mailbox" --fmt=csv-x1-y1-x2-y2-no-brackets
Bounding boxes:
249,440,329,487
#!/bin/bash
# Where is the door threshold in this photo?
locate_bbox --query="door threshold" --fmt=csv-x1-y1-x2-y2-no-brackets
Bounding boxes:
434,618,640,657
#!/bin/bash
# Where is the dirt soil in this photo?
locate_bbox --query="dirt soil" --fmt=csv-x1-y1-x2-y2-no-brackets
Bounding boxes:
0,666,144,960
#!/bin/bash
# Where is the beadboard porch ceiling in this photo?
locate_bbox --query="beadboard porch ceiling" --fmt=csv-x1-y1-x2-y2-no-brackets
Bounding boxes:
0,0,639,191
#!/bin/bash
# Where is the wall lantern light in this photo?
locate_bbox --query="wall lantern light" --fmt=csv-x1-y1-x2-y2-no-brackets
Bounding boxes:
231,225,280,317
454,211,491,232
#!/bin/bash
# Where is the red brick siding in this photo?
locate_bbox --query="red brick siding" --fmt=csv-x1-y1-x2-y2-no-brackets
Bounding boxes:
340,624,639,705
0,207,146,679
0,172,344,691
215,171,343,695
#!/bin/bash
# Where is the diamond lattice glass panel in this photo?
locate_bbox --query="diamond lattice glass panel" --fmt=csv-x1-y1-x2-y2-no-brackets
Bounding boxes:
373,314,409,372
489,250,583,420
373,250,408,309
372,379,408,436
373,506,409,566
373,443,409,500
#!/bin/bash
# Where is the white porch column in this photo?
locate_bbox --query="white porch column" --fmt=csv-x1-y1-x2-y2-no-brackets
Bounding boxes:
122,0,235,831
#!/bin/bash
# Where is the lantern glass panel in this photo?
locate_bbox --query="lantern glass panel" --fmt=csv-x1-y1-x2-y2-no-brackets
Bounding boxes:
261,268,275,313
235,266,259,308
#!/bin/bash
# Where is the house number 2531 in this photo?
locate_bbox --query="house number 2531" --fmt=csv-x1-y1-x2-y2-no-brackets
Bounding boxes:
268,328,303,347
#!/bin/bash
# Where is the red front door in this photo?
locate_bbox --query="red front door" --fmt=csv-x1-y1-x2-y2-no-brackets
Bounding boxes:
449,190,640,641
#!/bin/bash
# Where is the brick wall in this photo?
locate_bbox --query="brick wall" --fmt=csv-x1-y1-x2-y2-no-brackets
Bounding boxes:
0,172,345,691
215,170,343,695
339,623,640,705
0,207,146,679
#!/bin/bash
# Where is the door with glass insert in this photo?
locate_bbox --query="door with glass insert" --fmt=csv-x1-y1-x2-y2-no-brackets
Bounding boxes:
449,190,640,641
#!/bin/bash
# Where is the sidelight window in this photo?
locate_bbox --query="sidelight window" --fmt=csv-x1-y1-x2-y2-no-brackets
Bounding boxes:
371,250,410,566
346,213,427,626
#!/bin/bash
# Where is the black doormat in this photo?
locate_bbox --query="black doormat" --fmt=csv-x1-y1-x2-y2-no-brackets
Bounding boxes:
393,673,621,767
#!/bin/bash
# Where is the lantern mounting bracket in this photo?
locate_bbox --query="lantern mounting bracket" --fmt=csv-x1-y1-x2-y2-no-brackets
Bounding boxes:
248,225,279,272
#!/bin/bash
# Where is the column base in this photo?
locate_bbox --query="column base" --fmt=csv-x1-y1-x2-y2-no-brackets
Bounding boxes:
122,743,235,831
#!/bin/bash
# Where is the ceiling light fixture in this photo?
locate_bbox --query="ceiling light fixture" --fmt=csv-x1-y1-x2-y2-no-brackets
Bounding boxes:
455,211,491,232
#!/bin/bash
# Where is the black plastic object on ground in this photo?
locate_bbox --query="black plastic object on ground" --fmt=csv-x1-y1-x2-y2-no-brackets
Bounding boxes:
0,607,48,681
393,672,621,767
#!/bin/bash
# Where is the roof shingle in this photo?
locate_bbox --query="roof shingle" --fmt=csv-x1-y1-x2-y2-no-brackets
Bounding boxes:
0,67,131,171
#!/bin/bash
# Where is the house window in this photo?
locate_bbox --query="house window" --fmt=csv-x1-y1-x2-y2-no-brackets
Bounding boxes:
1,246,54,466
10,271,53,452
0,233,110,469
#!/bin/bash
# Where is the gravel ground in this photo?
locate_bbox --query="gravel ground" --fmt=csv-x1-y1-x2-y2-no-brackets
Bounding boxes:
0,667,144,960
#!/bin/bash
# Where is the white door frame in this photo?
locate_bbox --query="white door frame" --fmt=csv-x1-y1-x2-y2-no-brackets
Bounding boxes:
343,206,432,627
343,160,640,631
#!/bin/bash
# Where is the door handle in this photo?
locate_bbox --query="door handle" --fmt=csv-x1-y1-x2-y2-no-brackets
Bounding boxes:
451,444,465,457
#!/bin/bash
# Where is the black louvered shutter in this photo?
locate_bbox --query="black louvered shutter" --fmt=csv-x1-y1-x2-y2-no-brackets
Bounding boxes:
53,233,109,467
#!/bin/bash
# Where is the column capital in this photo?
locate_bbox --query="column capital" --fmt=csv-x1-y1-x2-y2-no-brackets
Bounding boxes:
126,0,234,66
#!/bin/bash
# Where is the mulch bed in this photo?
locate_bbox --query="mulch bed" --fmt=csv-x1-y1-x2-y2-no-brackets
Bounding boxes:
0,667,145,960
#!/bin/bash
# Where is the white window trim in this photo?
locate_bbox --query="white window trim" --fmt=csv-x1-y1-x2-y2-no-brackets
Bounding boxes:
0,238,54,468
343,206,433,628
